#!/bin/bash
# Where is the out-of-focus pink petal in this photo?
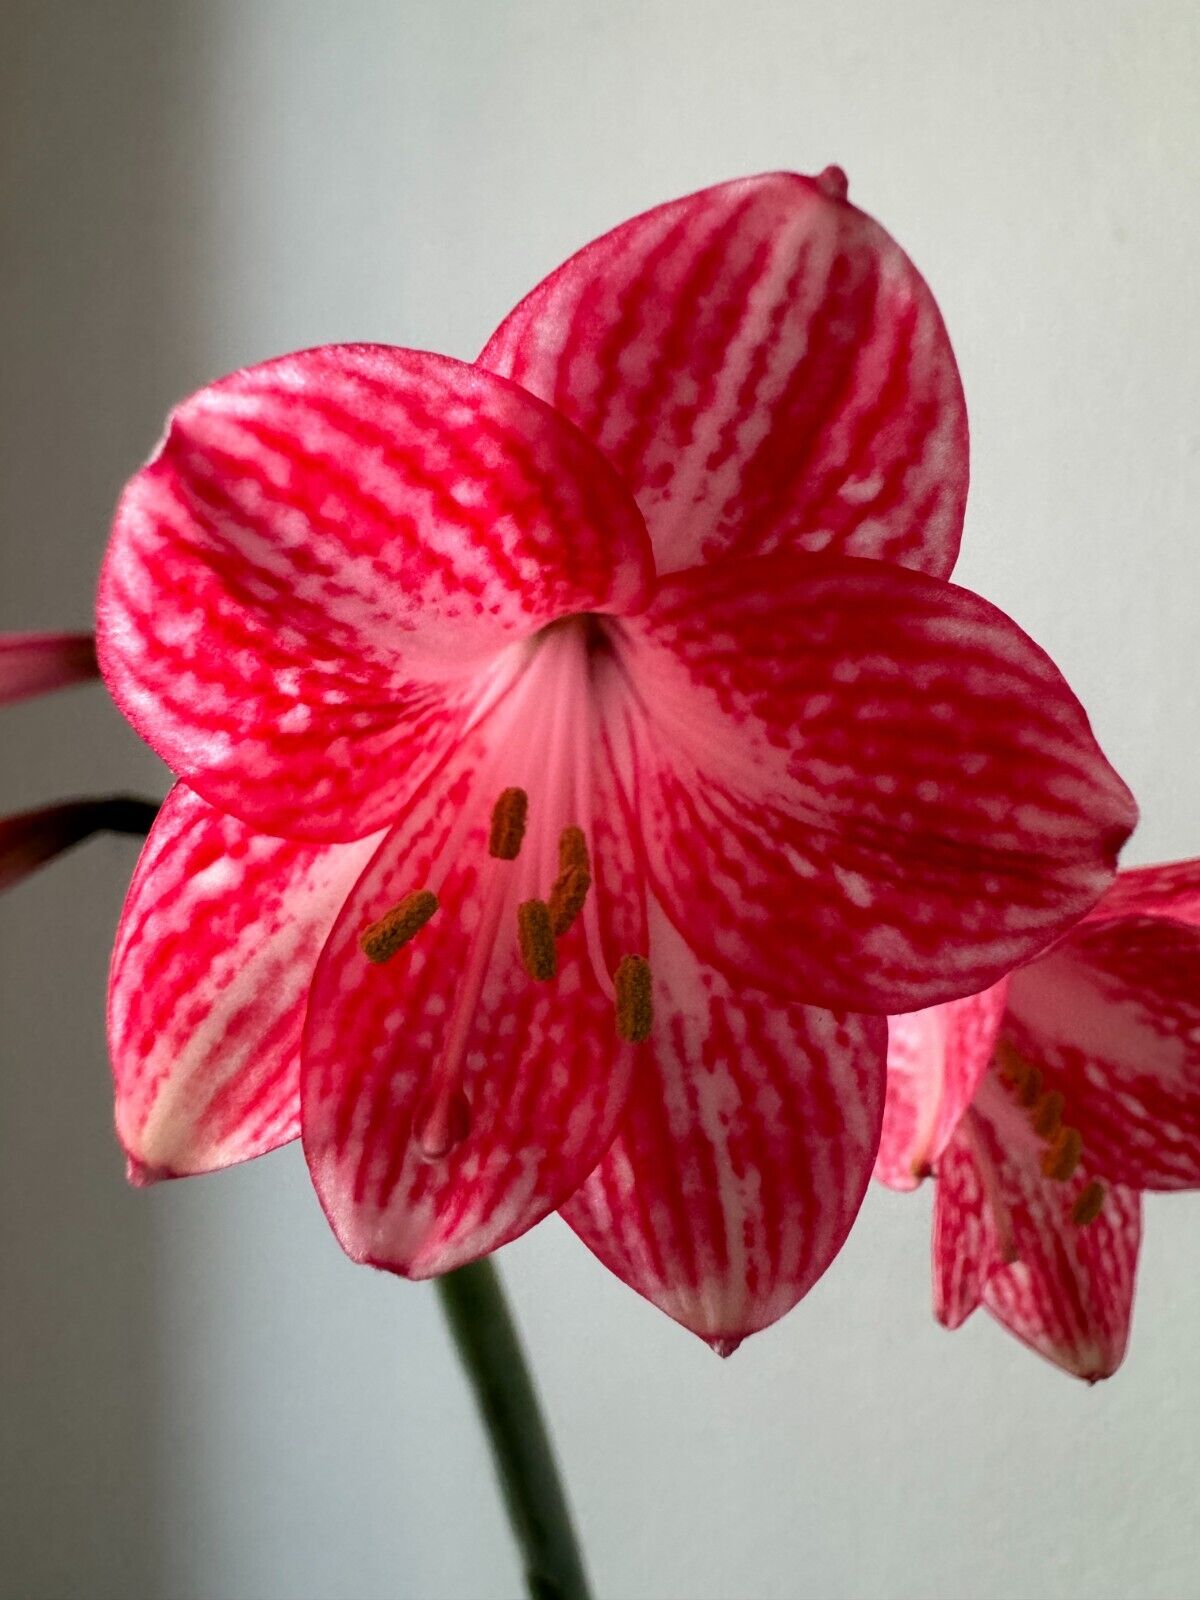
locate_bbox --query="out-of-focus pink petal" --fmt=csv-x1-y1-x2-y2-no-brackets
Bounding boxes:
617,553,1136,1012
110,785,379,1178
931,1115,1004,1329
1006,914,1200,1189
0,631,97,705
1083,856,1200,928
936,1076,1140,1381
0,796,156,894
876,983,1008,1190
301,749,636,1279
97,344,653,841
561,906,886,1348
481,171,967,578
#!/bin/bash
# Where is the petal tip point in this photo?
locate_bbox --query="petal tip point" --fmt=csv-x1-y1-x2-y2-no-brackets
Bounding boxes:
815,164,849,202
705,1335,744,1359
125,1153,170,1188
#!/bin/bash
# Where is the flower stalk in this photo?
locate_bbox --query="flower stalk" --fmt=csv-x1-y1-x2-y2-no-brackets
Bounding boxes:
436,1258,592,1600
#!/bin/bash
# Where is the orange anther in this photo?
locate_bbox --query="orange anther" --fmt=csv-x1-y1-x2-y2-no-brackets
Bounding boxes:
615,954,653,1043
1041,1126,1083,1182
1071,1180,1106,1227
517,899,557,981
1032,1090,1065,1140
359,890,438,964
489,788,529,859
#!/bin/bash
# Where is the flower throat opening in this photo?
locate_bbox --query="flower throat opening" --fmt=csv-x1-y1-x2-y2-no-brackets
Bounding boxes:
357,785,653,1160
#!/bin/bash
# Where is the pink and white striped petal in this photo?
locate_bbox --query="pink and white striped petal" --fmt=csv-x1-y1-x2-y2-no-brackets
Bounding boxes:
561,906,886,1348
618,553,1136,1013
0,631,97,705
481,170,967,578
934,1077,1141,1381
932,1116,1008,1329
97,344,654,841
1083,856,1200,928
876,983,1008,1190
302,756,635,1280
1005,913,1200,1189
110,785,379,1179
0,796,155,894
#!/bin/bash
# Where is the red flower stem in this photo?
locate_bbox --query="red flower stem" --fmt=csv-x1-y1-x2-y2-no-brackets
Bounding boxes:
436,1259,592,1600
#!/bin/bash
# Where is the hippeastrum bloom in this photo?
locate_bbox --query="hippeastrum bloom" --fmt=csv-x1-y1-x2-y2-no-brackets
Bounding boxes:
0,631,97,705
877,857,1200,1380
98,171,1135,1346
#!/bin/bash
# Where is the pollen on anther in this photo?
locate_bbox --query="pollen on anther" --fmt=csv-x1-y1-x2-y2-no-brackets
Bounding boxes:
615,954,653,1043
1016,1066,1043,1109
549,865,591,937
558,825,590,875
359,890,439,964
1041,1125,1084,1183
489,787,529,859
1071,1179,1106,1226
517,899,557,981
1032,1089,1065,1140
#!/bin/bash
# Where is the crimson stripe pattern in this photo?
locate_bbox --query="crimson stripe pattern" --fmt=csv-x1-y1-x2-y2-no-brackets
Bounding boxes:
875,982,1009,1190
561,906,887,1345
933,1078,1141,1381
109,785,379,1177
97,344,654,841
617,553,1137,1012
480,170,967,578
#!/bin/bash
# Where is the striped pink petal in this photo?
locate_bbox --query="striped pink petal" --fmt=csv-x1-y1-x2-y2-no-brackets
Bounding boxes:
561,905,886,1348
97,344,653,841
875,982,1008,1190
0,631,97,705
934,1077,1141,1381
301,739,636,1280
1005,906,1200,1190
110,785,379,1179
0,796,156,894
931,1116,1005,1329
618,553,1136,1013
480,170,967,578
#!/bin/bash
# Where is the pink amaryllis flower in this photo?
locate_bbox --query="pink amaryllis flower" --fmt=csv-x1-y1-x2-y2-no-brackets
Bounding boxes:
98,171,1135,1347
877,858,1200,1380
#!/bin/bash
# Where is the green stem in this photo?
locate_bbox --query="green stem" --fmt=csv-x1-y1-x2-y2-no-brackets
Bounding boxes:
436,1259,593,1600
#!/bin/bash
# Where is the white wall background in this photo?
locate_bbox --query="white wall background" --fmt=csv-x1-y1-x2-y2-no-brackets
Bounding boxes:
3,3,1199,1597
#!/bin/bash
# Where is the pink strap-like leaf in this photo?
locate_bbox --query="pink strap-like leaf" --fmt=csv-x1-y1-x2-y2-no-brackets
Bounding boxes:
617,552,1136,1013
1005,911,1200,1190
0,631,97,705
876,983,1008,1190
97,344,653,841
481,170,967,578
109,784,379,1178
934,1080,1141,1381
561,905,886,1348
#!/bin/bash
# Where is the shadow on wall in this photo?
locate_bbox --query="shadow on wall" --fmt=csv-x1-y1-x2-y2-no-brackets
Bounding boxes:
0,7,208,1597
